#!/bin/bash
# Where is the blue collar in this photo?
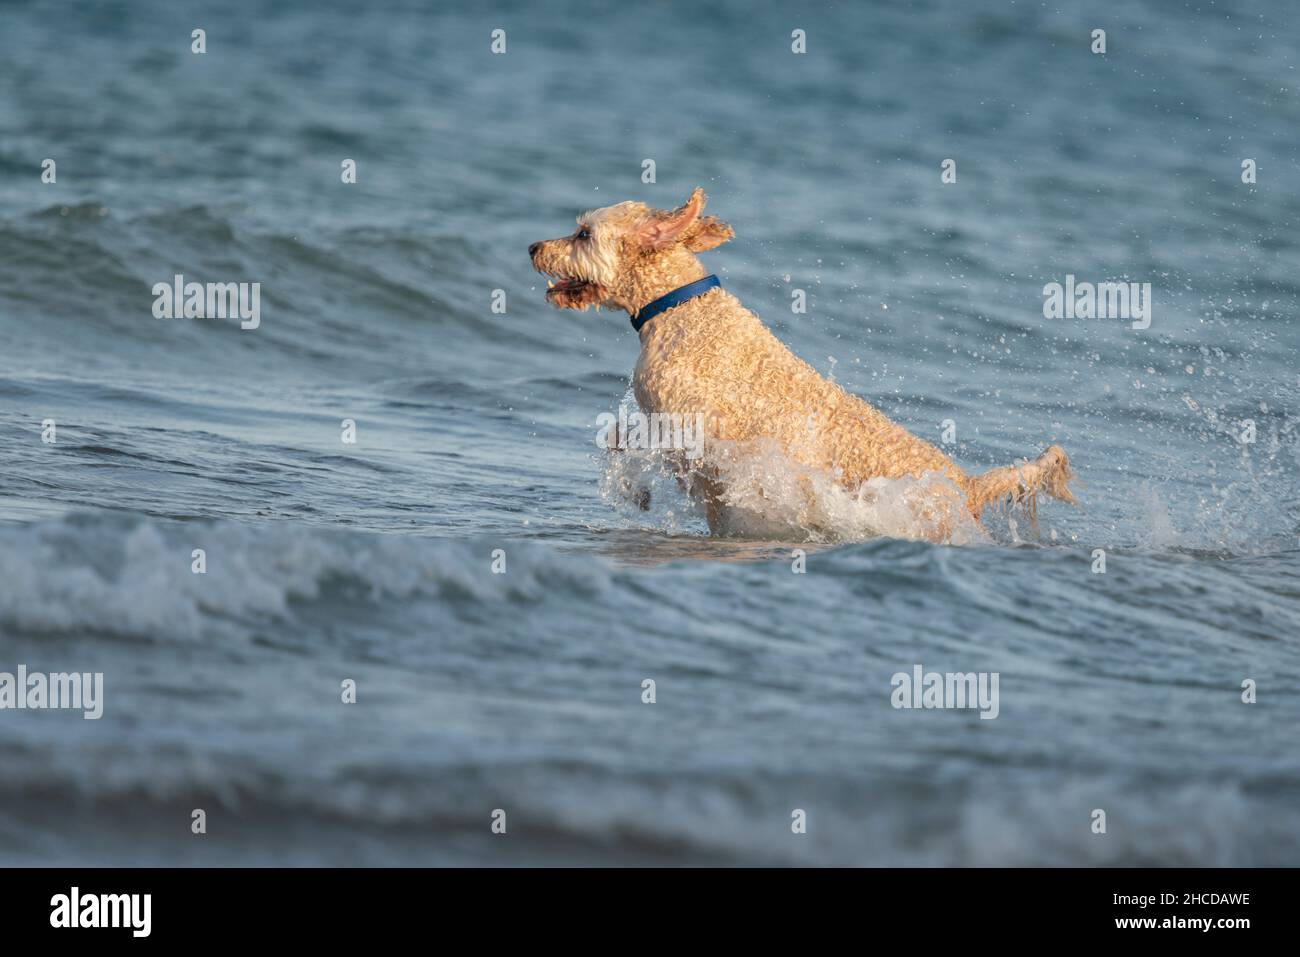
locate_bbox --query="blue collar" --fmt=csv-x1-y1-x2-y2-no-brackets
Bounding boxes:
630,275,720,332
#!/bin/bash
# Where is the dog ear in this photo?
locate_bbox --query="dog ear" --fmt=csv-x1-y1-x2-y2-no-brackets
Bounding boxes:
635,187,706,249
684,215,733,251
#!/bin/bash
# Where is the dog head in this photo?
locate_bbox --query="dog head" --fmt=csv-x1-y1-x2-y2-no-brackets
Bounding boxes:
529,187,733,313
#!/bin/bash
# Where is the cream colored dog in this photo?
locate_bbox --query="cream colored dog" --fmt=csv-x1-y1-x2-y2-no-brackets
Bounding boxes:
529,188,1075,540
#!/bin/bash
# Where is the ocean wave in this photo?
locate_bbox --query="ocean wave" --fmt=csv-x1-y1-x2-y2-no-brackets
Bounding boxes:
2,757,1294,866
0,205,513,352
0,514,613,642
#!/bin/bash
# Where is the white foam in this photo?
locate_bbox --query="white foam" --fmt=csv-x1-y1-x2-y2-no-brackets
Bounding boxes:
0,517,610,641
600,437,989,545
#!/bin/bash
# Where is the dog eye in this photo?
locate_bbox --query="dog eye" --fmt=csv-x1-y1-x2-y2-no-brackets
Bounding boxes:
576,228,590,240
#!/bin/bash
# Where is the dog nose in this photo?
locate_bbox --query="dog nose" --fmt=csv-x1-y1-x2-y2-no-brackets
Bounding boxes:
528,241,541,258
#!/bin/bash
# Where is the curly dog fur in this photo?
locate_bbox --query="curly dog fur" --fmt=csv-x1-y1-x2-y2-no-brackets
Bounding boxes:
530,187,1075,540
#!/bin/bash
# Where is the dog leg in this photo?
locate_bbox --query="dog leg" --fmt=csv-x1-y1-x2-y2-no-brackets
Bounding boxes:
672,460,728,534
607,419,652,510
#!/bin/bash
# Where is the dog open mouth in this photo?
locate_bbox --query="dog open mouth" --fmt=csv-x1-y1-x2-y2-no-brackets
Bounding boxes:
542,273,608,310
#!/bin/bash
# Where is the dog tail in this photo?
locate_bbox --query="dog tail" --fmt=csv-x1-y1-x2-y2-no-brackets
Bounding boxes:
967,444,1076,519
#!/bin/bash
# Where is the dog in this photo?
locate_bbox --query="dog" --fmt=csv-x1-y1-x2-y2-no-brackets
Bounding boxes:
529,187,1075,541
